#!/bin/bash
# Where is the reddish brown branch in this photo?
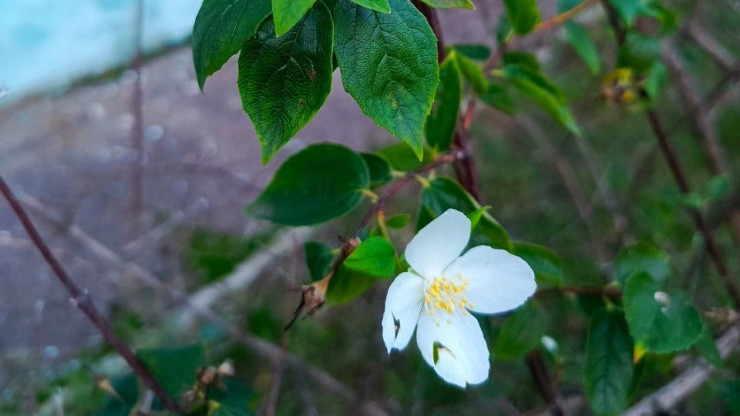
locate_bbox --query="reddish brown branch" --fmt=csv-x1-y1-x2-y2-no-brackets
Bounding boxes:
0,176,182,413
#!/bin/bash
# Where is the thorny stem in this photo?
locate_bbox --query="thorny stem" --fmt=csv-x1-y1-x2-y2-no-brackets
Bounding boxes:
0,175,182,414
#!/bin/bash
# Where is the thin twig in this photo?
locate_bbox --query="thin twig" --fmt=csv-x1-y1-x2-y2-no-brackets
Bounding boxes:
533,0,600,31
0,175,182,413
684,23,736,72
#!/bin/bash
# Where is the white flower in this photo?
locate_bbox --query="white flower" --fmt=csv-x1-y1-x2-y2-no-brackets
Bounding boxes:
381,209,536,387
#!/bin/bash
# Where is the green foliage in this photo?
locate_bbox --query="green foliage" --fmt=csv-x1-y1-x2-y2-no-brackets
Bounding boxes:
479,83,516,114
334,0,439,159
643,62,667,101
503,62,581,135
247,144,370,225
617,33,661,73
694,325,722,367
271,0,317,36
95,373,138,416
385,213,411,229
623,272,703,353
348,0,391,13
456,52,488,94
613,242,670,284
502,0,540,35
495,301,545,360
417,177,511,249
564,23,601,74
192,0,271,90
426,53,462,152
344,236,396,278
361,153,393,187
418,0,475,9
208,379,256,416
512,242,563,287
304,241,334,281
136,344,206,398
186,229,273,284
451,44,491,61
326,266,376,304
377,143,436,171
584,308,634,416
238,4,334,162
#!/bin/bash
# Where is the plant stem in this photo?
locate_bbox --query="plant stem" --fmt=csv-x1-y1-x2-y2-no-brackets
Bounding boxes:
0,175,182,414
533,0,599,31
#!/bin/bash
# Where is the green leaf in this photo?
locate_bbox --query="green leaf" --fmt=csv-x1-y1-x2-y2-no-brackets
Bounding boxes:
272,0,317,36
361,153,393,187
326,266,376,304
584,308,634,416
386,213,411,229
495,301,546,360
564,22,601,75
707,174,731,202
238,4,334,163
694,324,722,367
717,380,740,416
607,0,641,25
613,242,669,285
502,0,540,35
425,52,462,152
451,44,491,61
304,241,333,281
503,63,581,135
643,61,667,101
418,177,511,249
349,0,391,12
623,272,704,353
455,52,488,94
617,33,661,73
502,51,540,71
192,0,272,90
246,143,370,225
479,83,516,114
345,236,396,278
137,344,206,398
334,0,439,159
95,373,139,416
208,378,255,416
513,242,563,287
418,0,475,9
377,143,435,171
467,205,490,230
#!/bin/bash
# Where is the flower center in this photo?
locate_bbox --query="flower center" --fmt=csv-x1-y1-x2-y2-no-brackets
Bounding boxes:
424,274,472,316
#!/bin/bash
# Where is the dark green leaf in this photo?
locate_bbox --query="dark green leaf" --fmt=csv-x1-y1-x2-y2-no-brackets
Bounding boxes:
192,0,271,90
386,213,411,229
238,4,333,162
564,22,601,74
377,143,435,171
456,52,488,94
607,0,641,25
345,236,396,278
502,51,540,71
717,380,740,416
272,0,316,36
617,33,661,73
467,205,490,230
304,241,333,281
694,324,722,367
643,62,667,101
495,301,545,360
584,308,634,416
425,53,462,152
502,0,540,35
361,153,393,187
326,266,376,304
451,44,491,61
418,0,475,10
418,177,511,249
246,144,370,225
349,0,391,12
137,344,206,398
187,229,272,284
613,242,670,284
334,0,439,159
707,174,731,202
513,242,563,287
208,378,255,416
623,272,704,353
95,373,139,416
479,83,516,114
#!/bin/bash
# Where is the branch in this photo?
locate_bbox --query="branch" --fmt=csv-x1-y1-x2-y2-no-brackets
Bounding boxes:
0,176,182,413
533,0,599,31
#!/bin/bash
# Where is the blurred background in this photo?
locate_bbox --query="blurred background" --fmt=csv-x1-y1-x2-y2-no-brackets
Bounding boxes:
0,0,738,415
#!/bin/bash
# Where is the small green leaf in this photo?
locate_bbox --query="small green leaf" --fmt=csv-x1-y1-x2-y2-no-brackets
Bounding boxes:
623,272,704,353
425,52,462,152
361,153,393,187
502,51,541,71
456,52,488,94
451,44,491,61
192,0,272,90
607,0,641,25
479,83,516,114
238,4,334,162
334,0,439,159
643,62,667,101
418,0,475,10
564,22,601,75
326,266,376,304
95,373,139,416
467,205,490,230
377,143,435,171
613,242,670,284
694,324,722,367
247,144,370,225
707,174,731,202
504,63,581,135
349,0,391,12
502,0,540,35
272,0,317,36
617,33,661,73
386,213,411,229
304,241,333,281
208,378,255,416
418,177,511,249
495,301,545,360
137,344,206,398
584,308,634,416
345,236,397,278
513,242,563,287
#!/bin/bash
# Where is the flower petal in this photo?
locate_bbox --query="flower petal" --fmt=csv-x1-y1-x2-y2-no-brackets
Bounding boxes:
382,272,425,353
415,309,490,387
443,246,536,314
405,209,471,279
